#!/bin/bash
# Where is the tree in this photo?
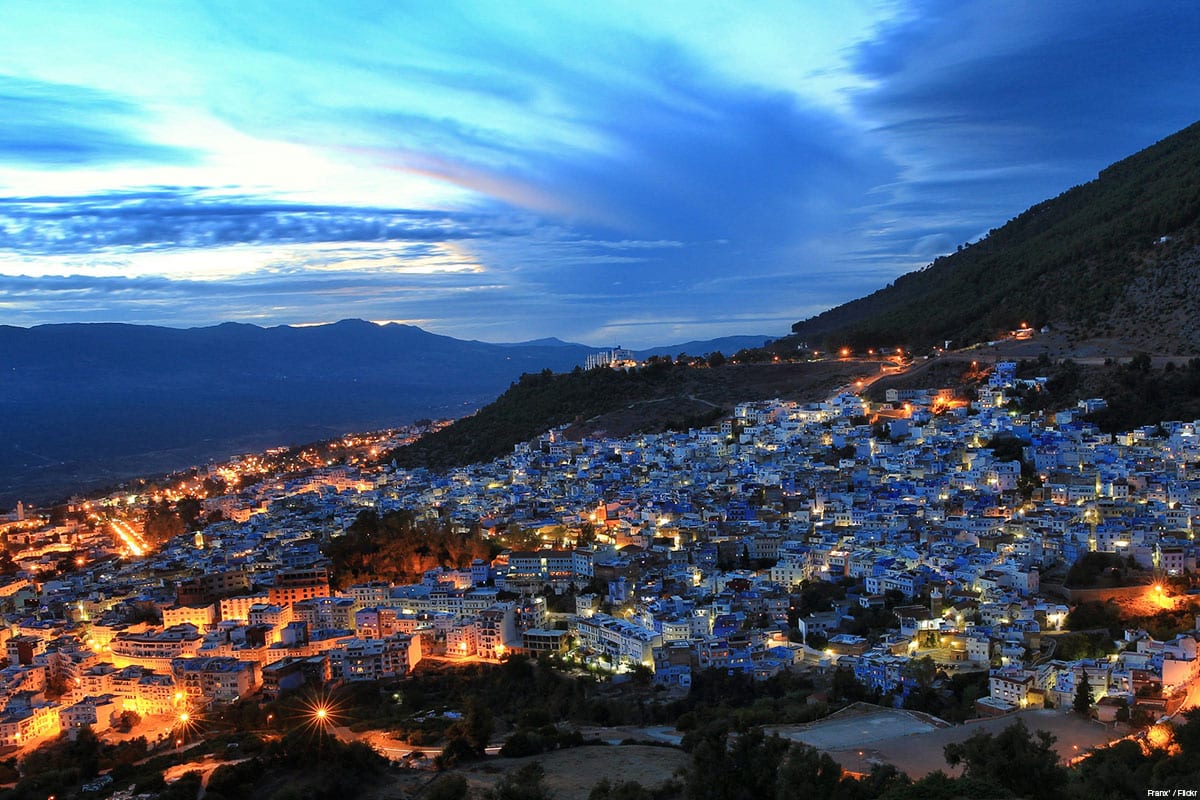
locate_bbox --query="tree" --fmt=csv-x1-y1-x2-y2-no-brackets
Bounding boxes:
905,655,938,690
1074,668,1094,717
143,500,185,543
830,666,867,702
775,743,853,800
943,718,1067,800
177,496,203,530
589,778,655,800
116,709,141,732
427,775,471,800
435,736,478,769
464,696,495,754
488,762,555,800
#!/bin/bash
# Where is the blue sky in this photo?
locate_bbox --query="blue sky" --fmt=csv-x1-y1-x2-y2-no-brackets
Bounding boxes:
1,1,1198,347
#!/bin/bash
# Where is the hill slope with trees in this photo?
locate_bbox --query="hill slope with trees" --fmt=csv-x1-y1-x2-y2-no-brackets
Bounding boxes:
387,360,872,471
789,119,1200,352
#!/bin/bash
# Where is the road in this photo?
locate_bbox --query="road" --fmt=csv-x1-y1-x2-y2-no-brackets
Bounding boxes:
331,725,502,760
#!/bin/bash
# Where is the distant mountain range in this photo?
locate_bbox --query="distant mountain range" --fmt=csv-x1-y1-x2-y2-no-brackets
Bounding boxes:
789,118,1200,353
0,320,769,505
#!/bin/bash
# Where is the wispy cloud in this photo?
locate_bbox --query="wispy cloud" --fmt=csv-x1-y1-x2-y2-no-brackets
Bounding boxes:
0,76,196,168
0,189,506,256
845,0,1200,268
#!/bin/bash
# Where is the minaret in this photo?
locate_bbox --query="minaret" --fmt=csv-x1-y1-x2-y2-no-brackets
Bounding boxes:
930,585,944,618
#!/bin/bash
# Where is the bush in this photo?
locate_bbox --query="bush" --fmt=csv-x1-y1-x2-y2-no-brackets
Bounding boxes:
500,730,543,758
427,774,471,800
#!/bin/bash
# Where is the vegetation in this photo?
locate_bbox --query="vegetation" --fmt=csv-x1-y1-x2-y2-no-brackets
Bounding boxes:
323,508,495,589
944,718,1066,800
668,711,1200,800
984,432,1042,498
1084,356,1200,433
486,762,558,800
1073,670,1095,716
1,730,168,800
1053,631,1116,662
824,664,988,724
1064,553,1142,590
1005,355,1200,433
387,364,714,470
386,361,866,471
195,729,388,800
788,119,1200,349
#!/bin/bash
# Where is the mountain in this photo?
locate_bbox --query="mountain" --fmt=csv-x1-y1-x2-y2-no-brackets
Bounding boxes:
0,320,596,505
495,337,582,348
0,322,784,506
789,119,1200,352
493,335,774,355
634,335,774,359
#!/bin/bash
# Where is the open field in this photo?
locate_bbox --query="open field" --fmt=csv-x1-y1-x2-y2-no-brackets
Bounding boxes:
766,705,946,751
772,706,1118,778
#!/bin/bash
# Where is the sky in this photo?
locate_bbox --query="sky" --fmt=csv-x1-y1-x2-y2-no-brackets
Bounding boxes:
1,2,1198,348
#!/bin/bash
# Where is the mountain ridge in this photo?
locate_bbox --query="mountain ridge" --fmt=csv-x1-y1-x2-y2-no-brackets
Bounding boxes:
0,320,775,505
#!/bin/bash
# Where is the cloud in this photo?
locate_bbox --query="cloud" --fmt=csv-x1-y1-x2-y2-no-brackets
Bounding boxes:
0,76,196,168
346,41,897,246
0,188,511,256
846,0,1200,266
0,21,903,345
2,2,1198,347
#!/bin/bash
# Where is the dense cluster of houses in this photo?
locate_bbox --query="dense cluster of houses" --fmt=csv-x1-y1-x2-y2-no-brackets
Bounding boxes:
2,362,1200,748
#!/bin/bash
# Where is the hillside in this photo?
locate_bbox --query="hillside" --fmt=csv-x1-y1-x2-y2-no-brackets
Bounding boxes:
388,360,875,470
789,119,1200,352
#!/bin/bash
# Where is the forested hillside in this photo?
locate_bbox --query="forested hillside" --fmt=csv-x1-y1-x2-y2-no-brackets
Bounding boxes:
790,119,1200,350
387,360,871,470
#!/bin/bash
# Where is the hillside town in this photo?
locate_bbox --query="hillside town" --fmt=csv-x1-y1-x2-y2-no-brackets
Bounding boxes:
2,361,1199,757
